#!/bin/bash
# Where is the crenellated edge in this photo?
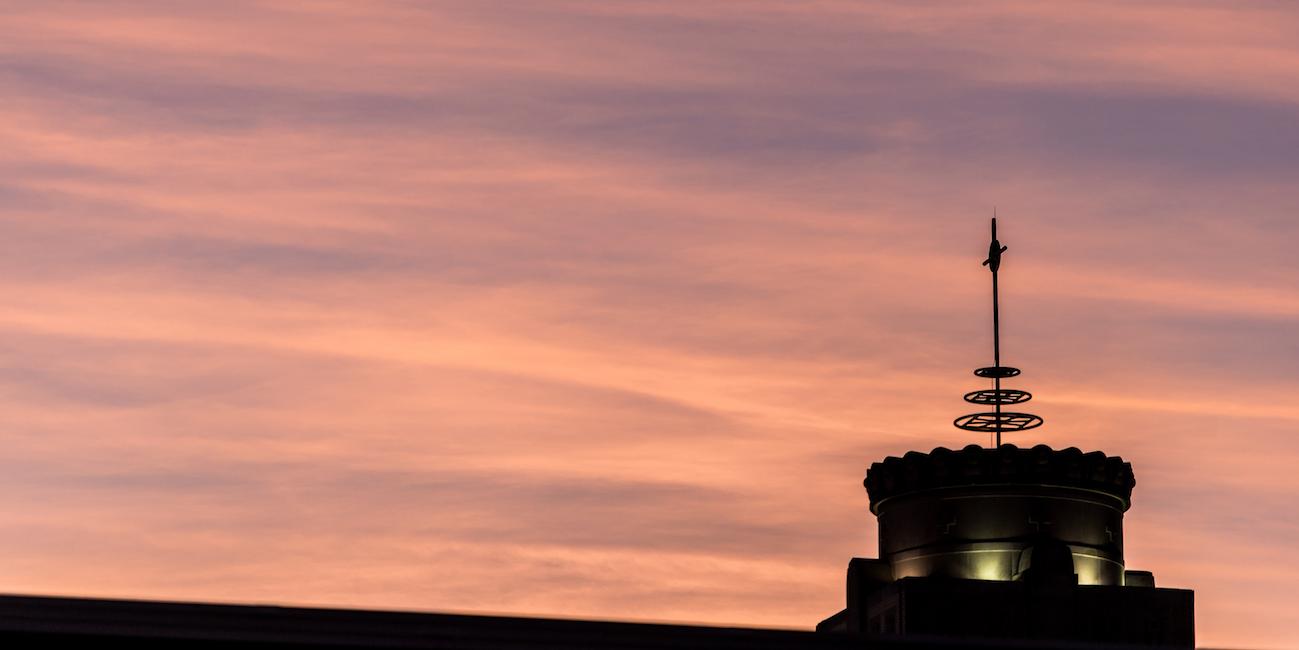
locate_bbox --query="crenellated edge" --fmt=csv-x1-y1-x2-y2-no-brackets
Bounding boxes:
864,444,1135,513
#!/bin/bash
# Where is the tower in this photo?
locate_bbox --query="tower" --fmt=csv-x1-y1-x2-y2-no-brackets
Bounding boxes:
817,218,1194,646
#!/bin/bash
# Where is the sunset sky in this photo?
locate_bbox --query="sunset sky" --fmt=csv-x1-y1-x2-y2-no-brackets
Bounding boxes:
3,2,1299,648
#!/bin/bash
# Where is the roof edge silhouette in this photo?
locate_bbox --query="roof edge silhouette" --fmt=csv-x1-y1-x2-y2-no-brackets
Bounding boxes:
864,444,1135,514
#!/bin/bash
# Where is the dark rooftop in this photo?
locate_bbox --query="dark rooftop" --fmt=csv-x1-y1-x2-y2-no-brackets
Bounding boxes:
0,593,1197,650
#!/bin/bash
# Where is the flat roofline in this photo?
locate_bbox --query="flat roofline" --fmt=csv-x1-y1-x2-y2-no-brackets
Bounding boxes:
0,593,1197,650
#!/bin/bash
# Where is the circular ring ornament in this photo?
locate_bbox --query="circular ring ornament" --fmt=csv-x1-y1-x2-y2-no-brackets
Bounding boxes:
963,389,1032,405
953,412,1044,432
974,366,1021,379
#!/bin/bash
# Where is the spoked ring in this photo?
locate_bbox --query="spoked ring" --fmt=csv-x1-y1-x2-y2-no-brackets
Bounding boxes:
954,412,1044,432
963,389,1032,405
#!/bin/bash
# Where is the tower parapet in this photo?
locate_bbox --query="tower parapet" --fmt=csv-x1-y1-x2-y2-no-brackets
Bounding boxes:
866,444,1134,513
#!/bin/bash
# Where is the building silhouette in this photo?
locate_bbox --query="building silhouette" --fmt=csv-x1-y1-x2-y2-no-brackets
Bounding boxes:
816,219,1193,645
816,444,1194,645
0,219,1193,648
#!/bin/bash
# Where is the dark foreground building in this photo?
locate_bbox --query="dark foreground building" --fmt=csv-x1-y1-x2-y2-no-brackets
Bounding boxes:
0,592,1189,649
815,444,1194,646
1,220,1192,649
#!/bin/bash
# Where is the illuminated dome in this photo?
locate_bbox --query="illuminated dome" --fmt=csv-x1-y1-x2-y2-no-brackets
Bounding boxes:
864,444,1134,585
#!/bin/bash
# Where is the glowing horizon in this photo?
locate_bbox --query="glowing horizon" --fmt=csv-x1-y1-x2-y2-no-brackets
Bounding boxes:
3,2,1299,648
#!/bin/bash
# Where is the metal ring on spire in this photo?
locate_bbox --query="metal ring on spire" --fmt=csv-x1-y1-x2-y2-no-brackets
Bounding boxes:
973,366,1020,379
954,412,1043,433
963,388,1032,405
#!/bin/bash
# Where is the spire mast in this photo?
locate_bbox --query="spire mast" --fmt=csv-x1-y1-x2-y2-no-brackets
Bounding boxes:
991,218,1003,445
954,214,1042,446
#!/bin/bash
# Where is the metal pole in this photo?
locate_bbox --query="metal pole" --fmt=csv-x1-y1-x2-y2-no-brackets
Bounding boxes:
992,262,1002,447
